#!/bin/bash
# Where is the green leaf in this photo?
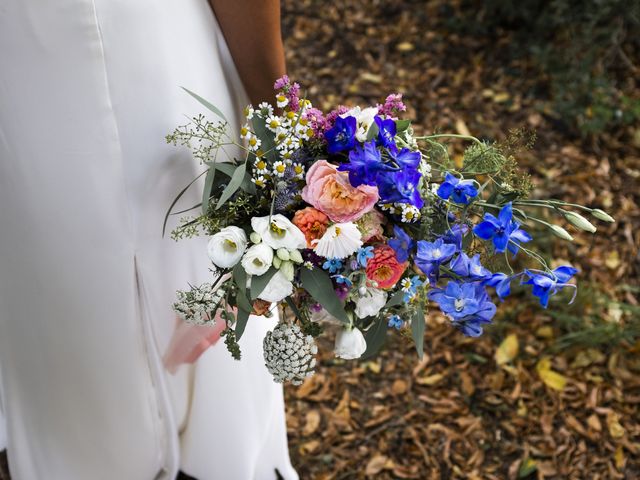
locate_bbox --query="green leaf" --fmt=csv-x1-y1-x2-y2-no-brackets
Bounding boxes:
366,121,379,141
285,296,304,320
214,161,256,195
385,290,405,308
162,169,207,237
181,87,228,124
213,162,236,177
235,307,250,340
411,307,425,359
300,268,349,324
251,116,278,162
395,119,411,132
201,166,216,214
362,317,387,359
249,267,278,300
216,162,246,209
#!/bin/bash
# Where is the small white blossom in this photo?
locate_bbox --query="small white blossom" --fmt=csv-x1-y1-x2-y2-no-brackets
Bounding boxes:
243,105,254,120
247,134,261,152
334,327,367,360
272,160,287,177
400,204,421,223
257,102,274,117
252,175,267,188
251,214,306,250
275,94,289,108
240,123,251,140
265,115,282,132
173,283,223,325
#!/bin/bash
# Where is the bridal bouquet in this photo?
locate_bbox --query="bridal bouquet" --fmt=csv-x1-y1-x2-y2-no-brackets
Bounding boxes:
165,76,614,385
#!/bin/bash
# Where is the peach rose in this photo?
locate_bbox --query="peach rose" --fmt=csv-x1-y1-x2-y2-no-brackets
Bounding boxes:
301,160,379,223
366,245,408,289
293,207,330,248
356,209,386,243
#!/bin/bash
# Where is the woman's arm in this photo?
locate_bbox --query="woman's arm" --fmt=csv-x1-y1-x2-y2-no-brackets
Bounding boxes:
209,0,286,106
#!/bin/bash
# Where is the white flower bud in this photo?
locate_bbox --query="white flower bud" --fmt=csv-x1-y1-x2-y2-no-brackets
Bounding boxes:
276,248,290,261
272,256,282,269
289,249,303,264
549,224,574,241
563,211,596,233
250,232,262,244
591,209,615,223
279,260,295,282
358,286,368,297
334,327,367,360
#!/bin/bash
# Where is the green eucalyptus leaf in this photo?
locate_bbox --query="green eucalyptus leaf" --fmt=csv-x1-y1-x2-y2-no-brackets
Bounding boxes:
235,307,250,340
395,119,411,132
300,268,349,324
362,317,387,359
182,87,228,124
249,267,278,300
201,166,217,214
385,290,405,308
216,162,246,209
366,121,379,141
162,169,207,237
213,162,236,177
411,307,425,359
251,116,278,162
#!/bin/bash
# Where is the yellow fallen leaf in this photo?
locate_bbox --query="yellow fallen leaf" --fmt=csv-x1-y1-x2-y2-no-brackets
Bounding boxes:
416,373,444,385
455,118,471,136
536,357,567,391
396,41,415,52
365,455,389,476
493,92,511,103
614,445,626,470
302,410,321,436
535,326,554,339
607,411,625,439
495,334,519,365
605,250,621,269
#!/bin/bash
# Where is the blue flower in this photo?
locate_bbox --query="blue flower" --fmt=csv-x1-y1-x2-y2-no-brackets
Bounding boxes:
483,273,512,300
389,147,421,170
450,253,492,281
325,116,357,154
388,226,415,263
441,224,468,252
473,203,532,254
428,281,496,337
374,116,397,150
415,238,457,277
322,258,343,273
387,315,404,329
338,141,392,187
333,274,353,287
437,173,479,205
522,266,578,308
356,246,375,267
378,167,424,208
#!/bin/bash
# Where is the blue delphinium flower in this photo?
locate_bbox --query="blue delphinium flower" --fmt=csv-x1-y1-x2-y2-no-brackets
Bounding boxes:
450,253,492,282
374,116,397,150
333,274,353,288
437,173,479,205
428,281,496,337
473,203,532,254
522,266,578,308
325,116,357,154
441,224,468,252
388,226,415,263
415,238,457,277
356,246,375,267
389,147,421,170
378,168,424,208
387,315,404,329
338,141,392,187
483,273,512,300
322,258,343,273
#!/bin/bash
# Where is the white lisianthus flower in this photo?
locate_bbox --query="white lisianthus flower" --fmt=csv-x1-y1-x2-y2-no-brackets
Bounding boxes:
341,106,379,142
354,288,388,319
241,243,274,276
251,214,306,250
258,270,293,303
334,327,367,360
313,222,362,259
207,226,247,268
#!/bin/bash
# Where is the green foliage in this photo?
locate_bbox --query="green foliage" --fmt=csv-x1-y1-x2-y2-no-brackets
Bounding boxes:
165,114,229,164
456,0,640,135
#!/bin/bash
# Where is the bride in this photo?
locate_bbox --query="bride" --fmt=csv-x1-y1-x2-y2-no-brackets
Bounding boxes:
0,0,297,479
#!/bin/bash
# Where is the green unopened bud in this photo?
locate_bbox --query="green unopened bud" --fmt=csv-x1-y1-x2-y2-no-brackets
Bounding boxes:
272,256,282,269
280,260,295,281
250,232,262,244
276,248,290,261
289,249,303,264
563,211,596,233
549,224,574,241
591,209,615,223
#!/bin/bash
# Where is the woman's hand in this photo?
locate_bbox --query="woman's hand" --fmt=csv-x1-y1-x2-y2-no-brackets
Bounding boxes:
209,0,286,106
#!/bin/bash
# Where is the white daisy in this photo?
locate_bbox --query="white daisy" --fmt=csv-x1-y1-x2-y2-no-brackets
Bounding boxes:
257,102,274,117
252,175,267,188
272,160,287,177
400,204,421,223
254,158,269,175
275,94,289,108
265,115,282,132
292,163,305,180
247,134,261,151
240,123,251,140
313,223,363,259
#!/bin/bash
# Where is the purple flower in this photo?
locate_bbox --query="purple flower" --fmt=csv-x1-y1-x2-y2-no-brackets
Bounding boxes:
339,141,392,187
374,116,397,150
377,93,406,117
450,253,492,281
437,173,478,205
325,116,357,154
415,238,457,277
441,224,468,252
473,203,532,254
389,147,421,170
483,273,512,300
428,281,496,337
378,168,423,208
388,226,415,263
522,266,578,308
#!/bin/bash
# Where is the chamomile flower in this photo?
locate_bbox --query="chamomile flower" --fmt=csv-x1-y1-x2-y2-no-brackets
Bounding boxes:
257,102,274,117
243,105,254,120
254,158,269,175
247,134,261,152
400,278,413,293
274,127,289,144
240,123,251,139
272,161,287,177
298,126,315,141
380,203,398,214
292,163,305,180
265,115,282,132
275,93,289,108
400,204,421,223
280,150,293,161
252,175,267,188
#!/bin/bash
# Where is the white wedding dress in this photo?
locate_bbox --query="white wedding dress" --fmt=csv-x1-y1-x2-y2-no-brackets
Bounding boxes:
0,1,297,479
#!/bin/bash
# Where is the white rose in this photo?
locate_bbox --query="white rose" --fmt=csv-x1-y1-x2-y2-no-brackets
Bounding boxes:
258,270,293,303
207,226,247,268
354,288,387,319
251,214,306,250
334,327,367,360
341,106,379,142
241,243,274,276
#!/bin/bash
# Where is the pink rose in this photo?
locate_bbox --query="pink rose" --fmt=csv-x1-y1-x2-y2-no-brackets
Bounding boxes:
301,160,379,223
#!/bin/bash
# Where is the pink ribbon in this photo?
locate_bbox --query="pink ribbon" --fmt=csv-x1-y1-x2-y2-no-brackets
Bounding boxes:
163,316,226,374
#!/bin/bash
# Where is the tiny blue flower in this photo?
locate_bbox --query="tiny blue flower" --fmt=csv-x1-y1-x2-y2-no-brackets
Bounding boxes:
387,315,404,329
333,275,353,287
437,173,479,205
322,258,343,274
325,116,357,154
356,246,375,267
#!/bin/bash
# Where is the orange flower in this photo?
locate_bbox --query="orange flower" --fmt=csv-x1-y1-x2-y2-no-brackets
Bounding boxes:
293,207,329,248
365,245,407,289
